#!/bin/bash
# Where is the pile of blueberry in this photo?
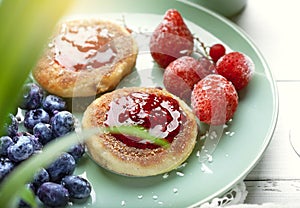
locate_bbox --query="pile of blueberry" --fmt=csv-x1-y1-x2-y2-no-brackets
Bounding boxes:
0,83,91,207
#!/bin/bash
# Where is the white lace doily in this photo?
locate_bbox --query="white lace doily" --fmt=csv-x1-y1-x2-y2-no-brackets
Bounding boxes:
196,182,300,208
197,182,248,208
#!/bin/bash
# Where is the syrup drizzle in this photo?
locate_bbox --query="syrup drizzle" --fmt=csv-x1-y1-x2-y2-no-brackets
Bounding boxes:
52,23,117,71
104,92,186,149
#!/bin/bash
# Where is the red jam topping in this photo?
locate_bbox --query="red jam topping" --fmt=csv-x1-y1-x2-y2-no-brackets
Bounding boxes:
51,23,117,71
104,92,186,149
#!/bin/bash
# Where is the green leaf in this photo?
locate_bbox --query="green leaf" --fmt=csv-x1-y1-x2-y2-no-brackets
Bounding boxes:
107,125,170,148
0,1,171,207
0,128,102,207
0,125,167,207
0,0,72,134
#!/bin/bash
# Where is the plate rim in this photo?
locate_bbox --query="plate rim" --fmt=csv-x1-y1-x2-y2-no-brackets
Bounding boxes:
180,1,279,206
68,0,279,206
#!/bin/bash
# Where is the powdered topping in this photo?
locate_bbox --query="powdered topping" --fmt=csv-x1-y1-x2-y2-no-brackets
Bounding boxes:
216,52,254,91
191,74,238,125
150,9,194,68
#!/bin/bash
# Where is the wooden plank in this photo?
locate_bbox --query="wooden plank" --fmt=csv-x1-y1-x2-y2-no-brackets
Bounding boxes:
244,180,300,204
246,82,300,180
229,0,300,205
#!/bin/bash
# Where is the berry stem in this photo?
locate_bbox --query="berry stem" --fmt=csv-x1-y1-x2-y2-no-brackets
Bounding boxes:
194,36,210,59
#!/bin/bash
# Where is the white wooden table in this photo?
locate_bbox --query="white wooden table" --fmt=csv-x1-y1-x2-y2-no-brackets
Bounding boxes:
229,0,300,204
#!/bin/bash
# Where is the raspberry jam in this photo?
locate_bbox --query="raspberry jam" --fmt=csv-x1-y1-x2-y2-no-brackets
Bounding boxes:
104,92,186,149
51,23,117,71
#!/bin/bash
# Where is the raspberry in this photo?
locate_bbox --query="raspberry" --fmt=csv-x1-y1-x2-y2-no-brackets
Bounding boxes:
209,43,226,63
216,51,254,91
150,9,194,68
163,56,214,101
191,74,238,125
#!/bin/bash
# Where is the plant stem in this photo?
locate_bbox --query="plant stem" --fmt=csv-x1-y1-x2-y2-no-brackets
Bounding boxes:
0,125,168,207
0,0,72,134
0,128,102,207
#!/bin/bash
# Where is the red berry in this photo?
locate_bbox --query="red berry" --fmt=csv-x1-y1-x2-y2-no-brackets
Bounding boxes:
163,56,214,101
209,43,226,63
191,74,238,125
216,52,254,91
150,9,194,68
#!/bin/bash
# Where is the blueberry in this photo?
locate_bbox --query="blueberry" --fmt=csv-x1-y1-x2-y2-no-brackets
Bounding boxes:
14,133,42,152
24,108,50,131
32,168,50,190
7,135,34,162
61,175,91,199
51,111,75,137
0,136,14,156
0,157,15,182
20,83,44,110
46,152,76,182
27,134,43,152
37,182,69,207
18,199,31,208
3,114,18,137
33,123,53,145
42,95,66,114
68,143,85,162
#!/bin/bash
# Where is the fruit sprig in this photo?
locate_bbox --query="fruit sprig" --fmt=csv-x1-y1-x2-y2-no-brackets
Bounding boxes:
149,8,254,126
194,36,227,64
193,36,210,59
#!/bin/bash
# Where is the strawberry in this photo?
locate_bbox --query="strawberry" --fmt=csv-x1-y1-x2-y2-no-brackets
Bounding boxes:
191,74,238,125
163,56,215,101
216,51,254,91
150,9,194,68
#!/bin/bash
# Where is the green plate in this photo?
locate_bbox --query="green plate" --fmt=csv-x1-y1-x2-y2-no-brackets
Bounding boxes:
66,0,278,207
